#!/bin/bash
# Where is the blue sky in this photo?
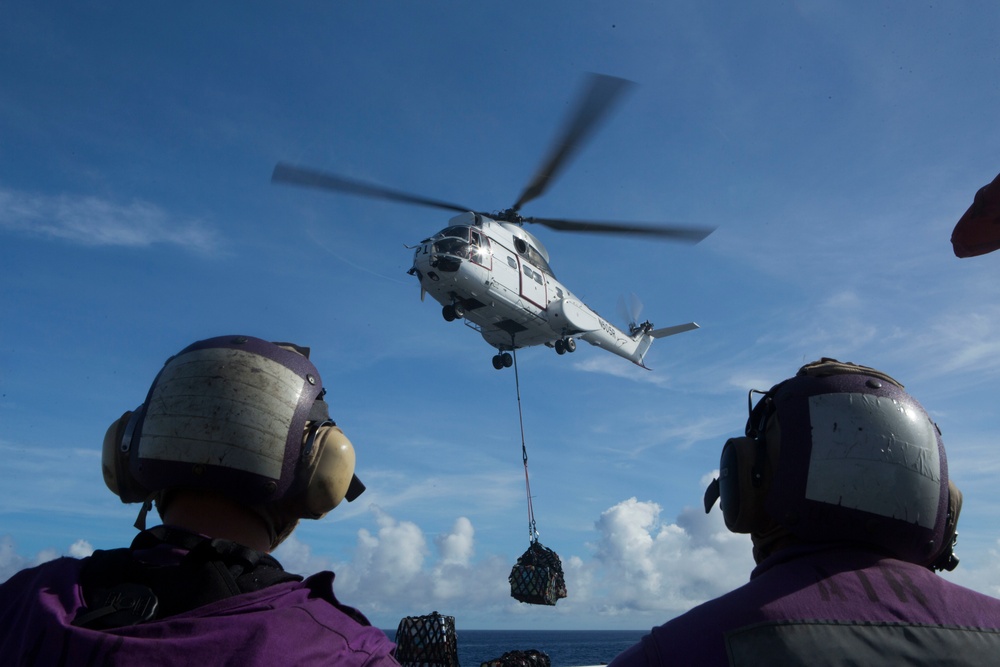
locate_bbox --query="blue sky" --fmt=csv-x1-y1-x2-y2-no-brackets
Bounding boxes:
2,2,1000,632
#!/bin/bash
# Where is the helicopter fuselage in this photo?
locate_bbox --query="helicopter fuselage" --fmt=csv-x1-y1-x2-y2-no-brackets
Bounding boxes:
408,212,697,369
274,74,711,369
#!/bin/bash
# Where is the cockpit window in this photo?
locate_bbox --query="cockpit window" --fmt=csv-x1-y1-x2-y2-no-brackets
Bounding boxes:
437,226,470,240
433,237,469,257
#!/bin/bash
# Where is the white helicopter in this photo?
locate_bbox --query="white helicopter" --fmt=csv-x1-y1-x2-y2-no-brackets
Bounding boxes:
273,74,714,370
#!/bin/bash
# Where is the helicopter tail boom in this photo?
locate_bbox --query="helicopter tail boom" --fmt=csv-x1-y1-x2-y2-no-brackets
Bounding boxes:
575,313,699,369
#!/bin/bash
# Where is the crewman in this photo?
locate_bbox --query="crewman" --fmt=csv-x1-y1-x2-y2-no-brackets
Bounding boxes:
611,358,1000,666
0,335,400,666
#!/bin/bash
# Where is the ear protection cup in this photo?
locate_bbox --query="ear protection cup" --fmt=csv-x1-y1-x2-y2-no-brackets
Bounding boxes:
929,480,963,571
718,436,770,533
252,422,363,550
102,409,152,503
296,423,358,519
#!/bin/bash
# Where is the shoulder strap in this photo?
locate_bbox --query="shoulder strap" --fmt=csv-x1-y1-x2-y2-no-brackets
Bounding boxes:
72,528,301,630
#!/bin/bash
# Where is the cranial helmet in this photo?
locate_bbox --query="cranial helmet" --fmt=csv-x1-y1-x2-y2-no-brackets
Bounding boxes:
102,335,365,548
704,358,961,571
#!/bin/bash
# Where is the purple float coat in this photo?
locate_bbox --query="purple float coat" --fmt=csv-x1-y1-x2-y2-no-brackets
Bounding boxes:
0,539,399,666
610,544,1000,666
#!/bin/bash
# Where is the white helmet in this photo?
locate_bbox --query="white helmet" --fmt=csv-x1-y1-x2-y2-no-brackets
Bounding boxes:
103,335,365,547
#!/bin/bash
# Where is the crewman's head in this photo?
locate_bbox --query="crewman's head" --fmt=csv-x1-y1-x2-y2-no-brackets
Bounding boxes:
705,358,961,570
102,335,365,549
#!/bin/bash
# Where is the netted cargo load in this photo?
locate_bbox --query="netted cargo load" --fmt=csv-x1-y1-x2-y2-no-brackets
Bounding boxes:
508,541,567,606
480,649,551,667
394,611,459,667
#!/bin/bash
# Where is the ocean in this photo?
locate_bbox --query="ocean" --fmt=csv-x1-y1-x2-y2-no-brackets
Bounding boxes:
385,629,647,667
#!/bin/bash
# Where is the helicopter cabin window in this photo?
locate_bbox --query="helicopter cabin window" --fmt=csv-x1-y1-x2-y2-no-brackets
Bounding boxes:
507,256,517,270
522,265,543,285
512,237,554,277
469,230,489,266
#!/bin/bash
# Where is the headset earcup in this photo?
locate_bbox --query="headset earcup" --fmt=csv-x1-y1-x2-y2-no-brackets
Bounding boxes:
102,409,152,503
299,424,357,518
102,411,132,498
929,480,963,571
719,437,769,534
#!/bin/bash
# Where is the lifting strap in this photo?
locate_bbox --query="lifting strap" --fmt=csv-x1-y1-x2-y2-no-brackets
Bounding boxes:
506,343,568,605
511,346,538,544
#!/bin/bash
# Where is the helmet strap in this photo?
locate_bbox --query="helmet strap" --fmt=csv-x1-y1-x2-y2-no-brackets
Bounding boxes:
133,497,154,531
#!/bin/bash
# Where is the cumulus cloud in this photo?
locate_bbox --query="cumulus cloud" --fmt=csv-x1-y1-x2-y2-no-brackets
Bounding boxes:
0,499,757,627
326,498,759,626
0,536,95,583
68,539,94,559
436,516,475,566
0,188,218,253
27,498,1000,630
588,498,753,616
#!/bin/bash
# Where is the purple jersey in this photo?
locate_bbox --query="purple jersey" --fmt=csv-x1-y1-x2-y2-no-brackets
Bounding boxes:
610,544,1000,666
0,550,399,666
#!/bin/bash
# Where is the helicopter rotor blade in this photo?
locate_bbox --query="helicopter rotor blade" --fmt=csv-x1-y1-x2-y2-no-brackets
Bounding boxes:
524,215,715,243
618,292,646,332
272,162,474,215
512,73,635,212
627,292,644,324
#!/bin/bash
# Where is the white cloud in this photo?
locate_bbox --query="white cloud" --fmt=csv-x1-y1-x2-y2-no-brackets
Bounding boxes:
8,498,1000,631
572,355,675,387
436,517,474,566
944,538,1000,600
68,539,94,559
272,534,334,575
589,498,753,615
348,506,429,598
0,536,96,584
0,188,218,253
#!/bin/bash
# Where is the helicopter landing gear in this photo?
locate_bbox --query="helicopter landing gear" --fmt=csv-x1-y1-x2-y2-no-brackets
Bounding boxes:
554,337,577,355
492,352,513,370
442,302,465,322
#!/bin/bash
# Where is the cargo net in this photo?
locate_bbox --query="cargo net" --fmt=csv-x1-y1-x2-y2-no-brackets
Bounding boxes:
394,611,459,667
480,649,551,667
508,541,567,606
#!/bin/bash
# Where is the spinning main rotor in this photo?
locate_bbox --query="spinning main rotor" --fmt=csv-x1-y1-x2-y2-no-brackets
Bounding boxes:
272,73,714,244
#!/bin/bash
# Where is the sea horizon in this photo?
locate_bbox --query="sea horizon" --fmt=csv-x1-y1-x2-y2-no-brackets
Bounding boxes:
386,628,647,667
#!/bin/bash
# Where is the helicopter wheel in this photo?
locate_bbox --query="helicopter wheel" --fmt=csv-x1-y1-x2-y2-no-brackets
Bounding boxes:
452,302,465,319
565,337,576,353
554,340,566,355
442,305,457,322
492,354,504,370
501,352,513,368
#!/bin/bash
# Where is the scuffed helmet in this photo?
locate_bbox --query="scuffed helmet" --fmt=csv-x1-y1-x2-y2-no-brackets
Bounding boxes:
103,335,365,546
705,358,960,570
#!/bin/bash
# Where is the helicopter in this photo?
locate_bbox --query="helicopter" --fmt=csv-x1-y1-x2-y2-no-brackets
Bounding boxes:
272,74,715,370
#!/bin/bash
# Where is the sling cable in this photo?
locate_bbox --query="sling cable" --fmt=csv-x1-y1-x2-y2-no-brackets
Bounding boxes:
506,344,567,606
